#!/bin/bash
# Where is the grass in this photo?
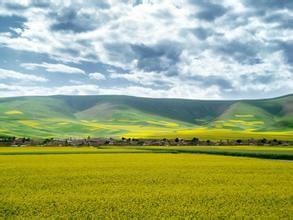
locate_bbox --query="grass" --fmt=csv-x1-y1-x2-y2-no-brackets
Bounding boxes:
2,116,293,140
138,145,293,160
0,95,292,139
4,110,23,115
0,146,292,160
125,127,293,141
0,146,292,218
0,146,150,155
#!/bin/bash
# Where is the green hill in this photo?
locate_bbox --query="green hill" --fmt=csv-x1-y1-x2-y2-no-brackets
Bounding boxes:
0,94,292,140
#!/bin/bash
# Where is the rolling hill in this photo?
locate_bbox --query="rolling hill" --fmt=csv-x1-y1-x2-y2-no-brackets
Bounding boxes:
0,94,292,140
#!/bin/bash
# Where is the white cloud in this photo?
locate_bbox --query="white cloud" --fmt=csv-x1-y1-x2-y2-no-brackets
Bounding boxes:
101,85,222,100
0,0,292,99
89,72,106,80
0,83,221,100
0,84,100,97
0,68,48,82
21,62,85,74
110,71,173,86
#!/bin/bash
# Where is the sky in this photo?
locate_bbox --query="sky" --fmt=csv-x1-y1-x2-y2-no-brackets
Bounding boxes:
0,0,292,100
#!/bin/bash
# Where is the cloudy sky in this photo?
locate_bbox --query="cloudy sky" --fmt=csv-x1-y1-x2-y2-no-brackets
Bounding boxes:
0,0,292,99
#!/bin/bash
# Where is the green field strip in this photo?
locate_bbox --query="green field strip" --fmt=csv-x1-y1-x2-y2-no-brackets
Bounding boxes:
0,146,292,160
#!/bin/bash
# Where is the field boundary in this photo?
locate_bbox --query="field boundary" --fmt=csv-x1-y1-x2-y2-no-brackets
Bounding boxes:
0,146,292,160
134,147,293,161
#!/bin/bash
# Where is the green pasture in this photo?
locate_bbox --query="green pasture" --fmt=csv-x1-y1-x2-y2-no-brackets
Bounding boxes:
0,95,292,140
1,117,292,140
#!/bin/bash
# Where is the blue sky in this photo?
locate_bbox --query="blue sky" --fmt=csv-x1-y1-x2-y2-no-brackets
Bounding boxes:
0,0,292,99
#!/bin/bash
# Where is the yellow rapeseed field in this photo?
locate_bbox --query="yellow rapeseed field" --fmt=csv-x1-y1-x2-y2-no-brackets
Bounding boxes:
4,110,23,115
0,147,292,219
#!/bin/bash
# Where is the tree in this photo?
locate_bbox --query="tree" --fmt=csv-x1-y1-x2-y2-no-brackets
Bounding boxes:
261,138,267,144
236,139,242,144
191,137,199,145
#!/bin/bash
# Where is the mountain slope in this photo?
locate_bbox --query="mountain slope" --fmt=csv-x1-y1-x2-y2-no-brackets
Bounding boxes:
0,94,292,140
57,95,233,124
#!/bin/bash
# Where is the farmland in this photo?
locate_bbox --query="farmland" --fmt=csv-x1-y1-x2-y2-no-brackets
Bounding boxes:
1,117,293,141
0,146,292,218
0,95,292,140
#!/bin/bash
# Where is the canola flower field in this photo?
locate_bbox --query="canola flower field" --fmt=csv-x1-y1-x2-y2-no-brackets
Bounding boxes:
0,146,292,218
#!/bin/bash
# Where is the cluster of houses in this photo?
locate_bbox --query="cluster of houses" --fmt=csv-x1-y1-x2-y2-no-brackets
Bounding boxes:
0,136,291,147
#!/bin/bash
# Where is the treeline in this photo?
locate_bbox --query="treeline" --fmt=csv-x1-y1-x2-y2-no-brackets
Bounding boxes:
0,136,291,147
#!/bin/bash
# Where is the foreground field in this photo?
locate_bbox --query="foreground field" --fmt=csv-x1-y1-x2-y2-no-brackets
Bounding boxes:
0,147,292,218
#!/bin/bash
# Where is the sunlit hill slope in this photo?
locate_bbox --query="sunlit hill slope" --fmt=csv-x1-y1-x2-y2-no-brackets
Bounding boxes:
0,94,292,140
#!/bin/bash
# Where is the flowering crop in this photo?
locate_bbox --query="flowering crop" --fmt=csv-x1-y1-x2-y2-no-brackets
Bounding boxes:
0,148,292,218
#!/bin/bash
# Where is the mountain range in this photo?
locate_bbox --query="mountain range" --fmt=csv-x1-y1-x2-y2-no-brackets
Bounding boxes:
0,94,292,140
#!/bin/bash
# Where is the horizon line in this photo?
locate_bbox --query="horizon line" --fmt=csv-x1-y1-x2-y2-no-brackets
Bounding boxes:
0,93,292,102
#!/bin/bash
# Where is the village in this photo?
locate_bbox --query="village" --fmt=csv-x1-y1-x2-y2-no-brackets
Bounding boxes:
0,136,291,147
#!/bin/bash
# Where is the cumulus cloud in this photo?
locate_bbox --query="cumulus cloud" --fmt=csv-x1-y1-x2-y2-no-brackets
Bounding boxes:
0,83,221,100
89,72,106,80
0,84,100,97
21,62,86,74
0,0,292,99
0,68,47,82
189,0,229,21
